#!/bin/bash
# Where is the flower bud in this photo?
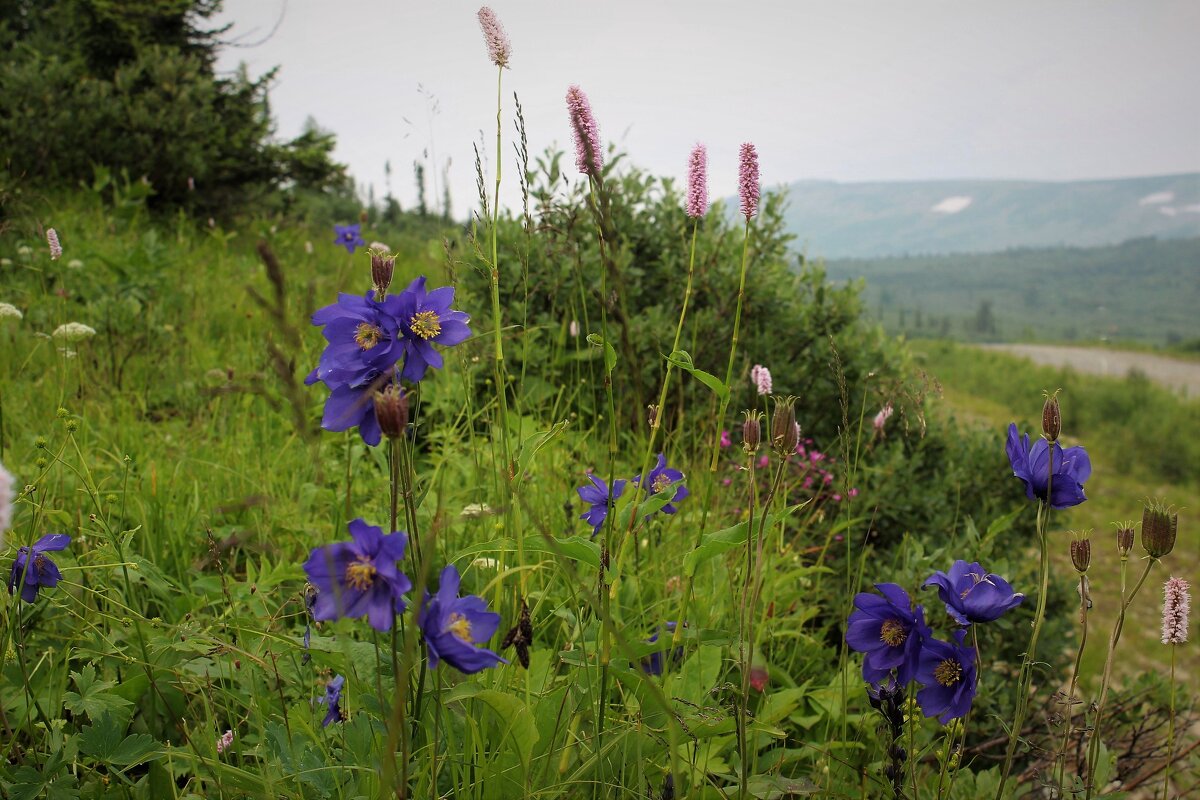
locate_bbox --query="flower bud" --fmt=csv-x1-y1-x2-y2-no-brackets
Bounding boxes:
1116,524,1135,558
370,250,395,296
374,385,408,439
1141,502,1178,560
742,411,761,455
1070,536,1091,573
1042,393,1061,442
770,397,799,456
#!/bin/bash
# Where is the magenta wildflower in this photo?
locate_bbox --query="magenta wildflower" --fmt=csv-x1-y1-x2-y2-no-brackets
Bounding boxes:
566,85,603,177
874,403,893,433
216,730,234,754
750,364,772,395
46,228,62,260
477,7,511,67
738,143,760,220
1162,577,1190,645
685,144,708,218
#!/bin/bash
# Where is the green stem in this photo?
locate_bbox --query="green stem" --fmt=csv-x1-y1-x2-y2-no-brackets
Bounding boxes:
1085,557,1156,798
1055,574,1089,796
1162,643,1176,800
709,218,753,473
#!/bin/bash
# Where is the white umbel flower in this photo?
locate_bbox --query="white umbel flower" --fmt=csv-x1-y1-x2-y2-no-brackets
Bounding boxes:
0,302,22,321
52,322,96,343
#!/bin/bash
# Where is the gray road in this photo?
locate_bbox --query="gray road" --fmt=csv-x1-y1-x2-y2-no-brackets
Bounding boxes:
977,344,1200,397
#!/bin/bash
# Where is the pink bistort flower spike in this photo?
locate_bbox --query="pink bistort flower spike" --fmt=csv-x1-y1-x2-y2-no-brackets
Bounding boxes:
47,228,62,260
216,729,234,754
874,403,894,432
738,143,759,220
0,460,14,546
750,364,772,396
566,85,603,177
1162,577,1190,645
686,143,708,218
477,7,511,68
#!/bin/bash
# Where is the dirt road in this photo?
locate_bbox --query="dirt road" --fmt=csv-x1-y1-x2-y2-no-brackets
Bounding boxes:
978,344,1200,397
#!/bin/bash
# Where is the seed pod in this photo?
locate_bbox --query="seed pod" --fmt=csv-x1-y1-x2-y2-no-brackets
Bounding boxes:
1141,502,1178,559
1070,537,1091,573
742,411,761,455
1042,393,1061,441
770,397,799,456
370,250,395,296
374,385,409,439
1116,525,1135,558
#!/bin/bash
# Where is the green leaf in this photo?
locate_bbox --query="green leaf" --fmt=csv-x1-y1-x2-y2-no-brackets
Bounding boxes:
515,420,570,479
683,506,805,576
78,713,160,767
446,686,539,771
740,774,821,798
671,644,722,708
63,665,133,722
667,350,729,402
455,534,601,569
586,333,618,375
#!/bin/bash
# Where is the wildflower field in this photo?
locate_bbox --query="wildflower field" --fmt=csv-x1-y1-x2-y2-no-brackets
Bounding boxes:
1,6,1196,800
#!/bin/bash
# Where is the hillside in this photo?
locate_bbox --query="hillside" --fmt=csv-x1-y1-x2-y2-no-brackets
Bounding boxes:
824,236,1200,345
779,173,1200,258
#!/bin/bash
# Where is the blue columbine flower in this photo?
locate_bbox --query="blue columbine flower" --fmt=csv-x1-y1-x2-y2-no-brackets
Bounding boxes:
634,454,689,515
307,292,406,383
302,519,412,632
923,560,1024,625
7,533,71,603
333,224,365,254
640,622,684,676
577,474,626,538
388,277,472,383
418,565,507,674
846,583,929,686
321,674,346,727
1006,423,1091,509
915,630,977,723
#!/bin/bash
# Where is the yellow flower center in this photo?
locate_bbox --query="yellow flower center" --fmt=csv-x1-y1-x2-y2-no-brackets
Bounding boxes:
651,474,673,494
344,557,377,591
880,618,908,647
934,658,962,687
355,322,383,350
410,310,442,340
447,612,473,642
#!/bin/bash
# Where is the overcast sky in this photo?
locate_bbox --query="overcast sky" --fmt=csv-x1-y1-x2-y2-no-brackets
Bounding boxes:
213,0,1200,216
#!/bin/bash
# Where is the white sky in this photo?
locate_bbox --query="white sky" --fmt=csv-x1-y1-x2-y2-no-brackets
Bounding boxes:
214,0,1200,216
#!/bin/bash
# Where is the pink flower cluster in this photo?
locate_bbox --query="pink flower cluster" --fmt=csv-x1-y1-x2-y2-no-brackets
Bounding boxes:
685,143,708,218
750,364,772,396
873,403,894,432
47,228,62,260
0,460,13,546
1162,577,1190,645
476,7,511,68
566,85,603,177
738,143,759,220
216,729,234,754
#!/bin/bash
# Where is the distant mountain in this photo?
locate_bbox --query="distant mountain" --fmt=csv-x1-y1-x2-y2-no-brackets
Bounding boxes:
775,174,1200,258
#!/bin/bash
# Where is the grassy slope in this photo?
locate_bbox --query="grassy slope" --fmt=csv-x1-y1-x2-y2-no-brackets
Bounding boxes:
915,340,1199,694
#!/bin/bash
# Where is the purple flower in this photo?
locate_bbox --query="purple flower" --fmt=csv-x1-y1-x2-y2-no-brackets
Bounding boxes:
915,630,977,724
7,533,71,603
923,560,1024,625
321,674,345,727
1006,423,1091,509
634,454,689,515
641,622,683,676
577,474,626,538
306,292,406,384
302,519,412,632
566,85,603,177
388,277,472,383
333,224,365,254
846,583,928,686
738,143,760,220
418,565,507,674
1162,577,1190,645
685,144,707,218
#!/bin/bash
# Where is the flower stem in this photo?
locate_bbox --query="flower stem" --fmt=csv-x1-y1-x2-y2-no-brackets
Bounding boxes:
709,218,753,473
996,495,1052,798
1055,573,1088,796
1162,643,1176,800
1085,557,1156,798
